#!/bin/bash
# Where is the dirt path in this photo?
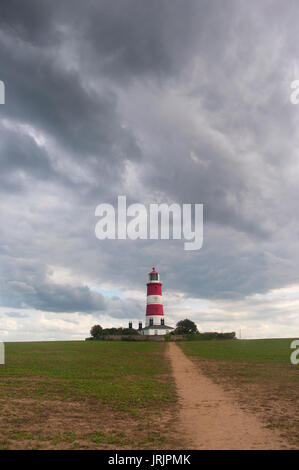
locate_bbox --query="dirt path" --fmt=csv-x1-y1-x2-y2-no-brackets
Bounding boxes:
167,342,288,450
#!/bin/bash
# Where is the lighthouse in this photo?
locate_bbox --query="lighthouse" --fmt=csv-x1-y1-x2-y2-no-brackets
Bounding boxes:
141,267,174,336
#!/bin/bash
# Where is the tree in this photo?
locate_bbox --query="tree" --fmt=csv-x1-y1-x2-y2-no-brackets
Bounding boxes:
174,319,198,334
90,324,103,339
121,327,139,335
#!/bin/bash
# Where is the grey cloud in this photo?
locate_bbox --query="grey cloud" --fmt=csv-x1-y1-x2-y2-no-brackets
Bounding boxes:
30,283,107,313
0,123,57,193
3,311,29,318
0,29,140,162
0,256,106,313
105,297,144,320
0,0,56,45
1,278,106,313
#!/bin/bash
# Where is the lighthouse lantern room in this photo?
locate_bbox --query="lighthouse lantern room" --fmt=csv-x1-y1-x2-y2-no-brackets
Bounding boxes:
141,267,174,336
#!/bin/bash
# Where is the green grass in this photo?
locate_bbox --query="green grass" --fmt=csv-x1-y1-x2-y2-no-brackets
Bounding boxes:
0,341,178,449
180,338,299,364
0,341,173,406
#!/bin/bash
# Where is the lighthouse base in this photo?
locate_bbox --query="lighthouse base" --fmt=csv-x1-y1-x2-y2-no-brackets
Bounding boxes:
141,324,174,336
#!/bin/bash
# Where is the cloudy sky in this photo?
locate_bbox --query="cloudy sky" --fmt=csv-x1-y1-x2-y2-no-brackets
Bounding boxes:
1,0,299,341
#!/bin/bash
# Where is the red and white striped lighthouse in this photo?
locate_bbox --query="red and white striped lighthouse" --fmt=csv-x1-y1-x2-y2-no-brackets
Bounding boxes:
146,267,164,326
140,267,174,335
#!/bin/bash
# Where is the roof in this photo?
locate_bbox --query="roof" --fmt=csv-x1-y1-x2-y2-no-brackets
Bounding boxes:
141,324,174,330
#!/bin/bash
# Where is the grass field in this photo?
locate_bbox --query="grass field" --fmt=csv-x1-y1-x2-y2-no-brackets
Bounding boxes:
179,338,299,448
0,341,179,450
1,338,298,449
180,338,298,363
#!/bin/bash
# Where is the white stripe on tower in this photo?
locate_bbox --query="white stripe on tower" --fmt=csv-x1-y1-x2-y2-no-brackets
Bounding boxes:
147,295,163,304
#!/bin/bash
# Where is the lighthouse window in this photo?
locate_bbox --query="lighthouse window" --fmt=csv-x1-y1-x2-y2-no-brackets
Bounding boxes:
150,273,158,281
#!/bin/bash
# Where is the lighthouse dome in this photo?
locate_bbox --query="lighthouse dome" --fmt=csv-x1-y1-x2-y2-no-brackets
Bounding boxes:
148,267,160,282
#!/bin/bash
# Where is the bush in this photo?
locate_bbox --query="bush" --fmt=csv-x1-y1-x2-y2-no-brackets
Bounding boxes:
120,328,139,336
90,324,103,339
173,319,198,334
89,324,140,339
183,332,236,341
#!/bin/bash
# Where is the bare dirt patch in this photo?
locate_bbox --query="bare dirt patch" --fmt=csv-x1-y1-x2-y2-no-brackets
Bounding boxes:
0,396,181,449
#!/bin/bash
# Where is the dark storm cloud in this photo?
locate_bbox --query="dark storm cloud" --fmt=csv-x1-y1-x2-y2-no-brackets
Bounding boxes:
1,0,299,336
0,0,56,45
75,0,215,80
1,277,106,313
0,26,141,163
30,283,106,313
0,122,57,193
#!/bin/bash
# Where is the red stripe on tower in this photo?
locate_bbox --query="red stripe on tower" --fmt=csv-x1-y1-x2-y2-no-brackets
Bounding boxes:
146,304,164,315
147,283,162,296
